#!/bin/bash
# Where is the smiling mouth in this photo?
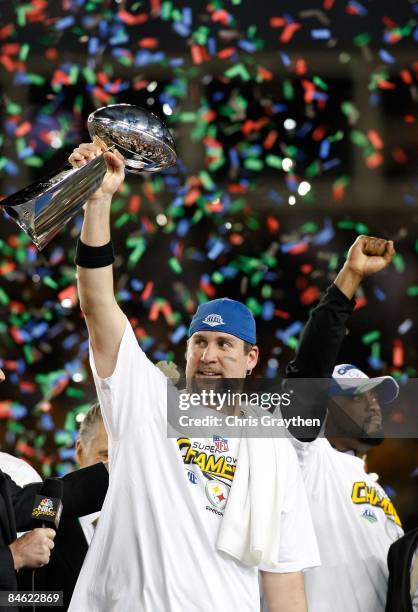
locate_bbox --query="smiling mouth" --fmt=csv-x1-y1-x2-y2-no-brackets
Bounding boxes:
196,370,222,377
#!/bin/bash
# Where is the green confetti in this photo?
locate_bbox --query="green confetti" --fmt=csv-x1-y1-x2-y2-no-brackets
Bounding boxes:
0,288,10,306
266,155,283,169
168,257,182,274
392,254,405,273
224,64,251,81
353,32,372,47
43,277,59,290
362,330,381,344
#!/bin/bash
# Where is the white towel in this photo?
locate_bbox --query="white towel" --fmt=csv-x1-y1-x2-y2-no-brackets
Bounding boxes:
216,411,288,570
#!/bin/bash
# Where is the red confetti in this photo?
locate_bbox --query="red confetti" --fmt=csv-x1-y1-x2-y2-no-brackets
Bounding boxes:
377,80,396,90
143,181,156,203
266,216,280,233
201,110,217,122
117,10,148,25
301,79,315,103
270,17,287,27
300,286,320,305
288,242,309,255
217,47,236,59
275,310,291,319
141,281,154,301
150,0,161,17
138,38,159,49
354,297,367,310
0,262,16,276
257,66,273,81
400,70,413,85
58,285,77,307
184,188,201,206
367,130,384,149
392,339,404,367
16,442,35,457
212,9,231,25
391,147,407,164
300,264,313,274
280,22,302,43
15,122,32,137
229,233,244,246
263,130,278,149
9,301,25,314
200,281,216,298
0,403,12,418
129,195,141,214
0,24,14,39
191,45,210,64
366,152,384,169
295,58,307,75
205,201,224,213
312,126,326,141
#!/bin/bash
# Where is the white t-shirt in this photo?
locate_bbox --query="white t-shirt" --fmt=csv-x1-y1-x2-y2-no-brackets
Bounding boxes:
0,452,42,486
0,453,43,537
79,511,100,547
412,550,418,611
69,321,319,612
292,437,404,612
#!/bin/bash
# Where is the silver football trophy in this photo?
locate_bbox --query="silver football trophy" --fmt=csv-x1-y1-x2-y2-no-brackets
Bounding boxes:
0,104,177,250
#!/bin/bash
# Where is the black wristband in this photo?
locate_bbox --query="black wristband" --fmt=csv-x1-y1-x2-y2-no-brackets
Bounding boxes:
75,238,115,268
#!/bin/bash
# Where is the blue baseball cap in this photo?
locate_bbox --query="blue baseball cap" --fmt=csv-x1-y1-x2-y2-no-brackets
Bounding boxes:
188,298,256,345
329,364,399,405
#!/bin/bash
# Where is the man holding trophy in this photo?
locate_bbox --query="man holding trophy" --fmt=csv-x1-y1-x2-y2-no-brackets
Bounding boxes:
65,122,396,612
67,137,323,611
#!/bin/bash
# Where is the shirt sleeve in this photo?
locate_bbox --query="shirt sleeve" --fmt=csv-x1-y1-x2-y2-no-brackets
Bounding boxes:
89,319,167,440
259,442,321,573
283,283,355,441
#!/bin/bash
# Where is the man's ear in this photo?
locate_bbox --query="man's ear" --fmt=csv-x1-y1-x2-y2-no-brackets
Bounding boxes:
247,345,259,372
75,439,83,465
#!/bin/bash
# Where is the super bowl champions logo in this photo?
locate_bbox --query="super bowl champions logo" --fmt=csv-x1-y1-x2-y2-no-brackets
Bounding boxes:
32,497,56,518
351,481,402,527
177,437,236,516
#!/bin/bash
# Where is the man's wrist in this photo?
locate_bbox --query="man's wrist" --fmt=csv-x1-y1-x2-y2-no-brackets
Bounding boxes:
334,263,363,300
8,541,22,571
86,194,113,208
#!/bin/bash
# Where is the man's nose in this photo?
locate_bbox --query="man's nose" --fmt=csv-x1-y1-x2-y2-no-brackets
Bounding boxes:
367,393,381,411
200,344,218,363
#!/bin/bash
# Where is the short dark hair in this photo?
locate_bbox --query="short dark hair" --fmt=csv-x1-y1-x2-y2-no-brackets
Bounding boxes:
78,402,102,447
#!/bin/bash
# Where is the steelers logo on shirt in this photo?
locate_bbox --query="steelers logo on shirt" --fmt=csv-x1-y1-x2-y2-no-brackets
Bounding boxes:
205,480,229,510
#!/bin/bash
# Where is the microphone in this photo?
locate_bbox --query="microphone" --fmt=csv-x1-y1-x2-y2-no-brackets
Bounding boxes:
31,478,64,529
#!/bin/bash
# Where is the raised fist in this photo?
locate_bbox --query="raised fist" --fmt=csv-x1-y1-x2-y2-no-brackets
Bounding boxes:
345,235,395,279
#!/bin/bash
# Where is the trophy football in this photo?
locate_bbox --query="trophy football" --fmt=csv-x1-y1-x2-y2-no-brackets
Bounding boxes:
0,104,177,250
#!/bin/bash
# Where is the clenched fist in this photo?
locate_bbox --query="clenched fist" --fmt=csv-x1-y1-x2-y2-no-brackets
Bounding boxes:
9,528,56,570
335,235,396,300
345,235,395,279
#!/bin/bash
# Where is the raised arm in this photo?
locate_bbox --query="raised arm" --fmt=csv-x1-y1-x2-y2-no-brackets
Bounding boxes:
287,235,395,379
69,142,127,377
284,235,395,440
